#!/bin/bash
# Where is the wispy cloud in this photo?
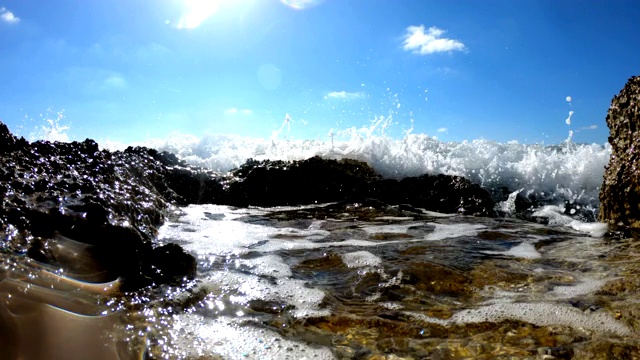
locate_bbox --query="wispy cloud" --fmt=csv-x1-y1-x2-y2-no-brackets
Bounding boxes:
0,7,19,24
403,25,465,55
224,108,253,115
103,75,127,89
437,127,448,133
325,91,364,100
579,124,598,131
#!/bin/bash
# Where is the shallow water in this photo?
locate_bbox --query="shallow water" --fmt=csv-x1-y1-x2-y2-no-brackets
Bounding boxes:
4,202,640,359
152,203,637,359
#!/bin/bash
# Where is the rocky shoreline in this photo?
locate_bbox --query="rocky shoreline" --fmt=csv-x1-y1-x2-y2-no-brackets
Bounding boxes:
1,76,640,359
1,75,639,293
1,121,498,292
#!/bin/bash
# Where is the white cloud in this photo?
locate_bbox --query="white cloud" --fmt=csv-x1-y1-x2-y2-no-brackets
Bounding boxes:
0,7,19,24
403,25,465,55
325,91,364,100
580,124,598,131
224,108,252,115
437,127,448,133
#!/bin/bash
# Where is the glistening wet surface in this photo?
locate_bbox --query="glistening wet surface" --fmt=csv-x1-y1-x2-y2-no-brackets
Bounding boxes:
3,202,640,359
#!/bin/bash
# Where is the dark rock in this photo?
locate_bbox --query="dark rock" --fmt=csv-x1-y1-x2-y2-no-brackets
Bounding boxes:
226,156,379,207
599,76,640,227
0,122,27,154
373,174,495,216
0,120,496,290
225,156,495,216
0,122,212,291
124,146,226,205
151,243,197,284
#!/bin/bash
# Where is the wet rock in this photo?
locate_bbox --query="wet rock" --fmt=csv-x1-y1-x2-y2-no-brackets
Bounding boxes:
226,156,495,216
124,146,226,205
402,261,472,297
151,242,197,285
226,156,380,207
599,76,640,227
373,174,495,216
0,122,208,290
0,120,495,290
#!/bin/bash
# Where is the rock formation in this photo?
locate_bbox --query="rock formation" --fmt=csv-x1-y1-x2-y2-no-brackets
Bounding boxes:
225,156,495,216
1,121,496,292
599,76,640,227
0,123,198,291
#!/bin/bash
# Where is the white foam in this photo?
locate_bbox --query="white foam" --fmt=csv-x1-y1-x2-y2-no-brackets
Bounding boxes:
532,205,609,237
425,223,486,241
373,216,415,221
158,205,277,256
240,255,292,278
569,221,608,238
204,270,329,319
420,210,455,217
341,251,382,268
549,277,609,299
170,315,335,360
494,188,523,215
381,302,404,310
408,302,631,337
98,124,610,209
362,223,421,234
483,242,541,259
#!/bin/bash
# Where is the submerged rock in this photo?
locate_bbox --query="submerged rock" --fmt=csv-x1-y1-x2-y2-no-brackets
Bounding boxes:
599,76,640,227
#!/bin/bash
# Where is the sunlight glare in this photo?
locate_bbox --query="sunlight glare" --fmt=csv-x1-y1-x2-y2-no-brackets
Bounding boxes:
280,0,324,10
177,0,223,29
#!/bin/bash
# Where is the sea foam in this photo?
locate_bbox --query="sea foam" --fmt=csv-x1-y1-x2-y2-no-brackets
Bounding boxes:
121,131,609,211
28,112,611,211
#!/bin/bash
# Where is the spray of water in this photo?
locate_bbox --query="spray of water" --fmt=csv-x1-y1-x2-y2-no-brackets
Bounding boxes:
28,108,70,142
19,93,609,213
565,96,574,143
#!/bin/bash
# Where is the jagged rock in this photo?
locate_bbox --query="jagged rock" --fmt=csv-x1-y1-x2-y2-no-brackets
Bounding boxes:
0,122,205,291
0,120,496,290
0,121,27,154
124,146,226,205
599,76,640,227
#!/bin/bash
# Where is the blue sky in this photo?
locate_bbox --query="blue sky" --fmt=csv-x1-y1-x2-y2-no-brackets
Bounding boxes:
0,0,638,144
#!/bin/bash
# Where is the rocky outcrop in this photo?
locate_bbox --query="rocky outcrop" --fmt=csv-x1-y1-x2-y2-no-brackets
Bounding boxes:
226,156,380,207
225,156,495,216
0,124,199,291
599,76,640,227
1,121,496,291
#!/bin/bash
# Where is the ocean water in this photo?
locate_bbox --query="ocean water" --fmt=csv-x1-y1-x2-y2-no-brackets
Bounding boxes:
6,117,633,360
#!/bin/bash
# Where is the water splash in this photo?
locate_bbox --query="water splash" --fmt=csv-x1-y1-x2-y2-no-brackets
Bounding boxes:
22,107,609,210
565,96,574,143
28,108,70,142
